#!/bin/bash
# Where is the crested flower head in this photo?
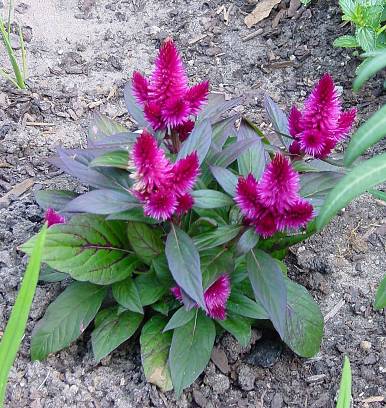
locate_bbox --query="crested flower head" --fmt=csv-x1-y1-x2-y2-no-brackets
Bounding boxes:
44,208,65,227
170,274,231,320
235,154,314,238
289,73,356,158
258,154,300,211
132,39,209,131
130,132,199,221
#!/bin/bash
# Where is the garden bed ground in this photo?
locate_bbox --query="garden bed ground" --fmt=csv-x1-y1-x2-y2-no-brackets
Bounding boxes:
0,0,385,407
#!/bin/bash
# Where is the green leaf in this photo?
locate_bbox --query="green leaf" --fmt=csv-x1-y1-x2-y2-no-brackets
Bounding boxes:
193,225,242,251
169,311,216,396
356,27,377,51
236,228,259,255
263,94,290,148
354,49,386,90
136,271,167,306
246,249,287,338
191,189,234,209
177,119,212,164
211,138,260,168
283,279,323,358
140,316,173,392
91,307,143,362
107,207,157,224
345,105,386,166
227,291,268,320
217,313,251,347
339,0,356,20
89,151,129,169
237,119,266,179
201,248,234,288
300,172,344,198
163,307,196,332
369,188,386,201
21,214,140,285
374,274,386,310
127,222,163,264
31,282,107,361
152,255,174,286
166,225,206,311
333,35,359,48
336,356,352,408
35,190,78,211
88,114,128,141
39,266,68,283
112,278,143,314
210,165,238,196
316,153,386,230
0,225,46,405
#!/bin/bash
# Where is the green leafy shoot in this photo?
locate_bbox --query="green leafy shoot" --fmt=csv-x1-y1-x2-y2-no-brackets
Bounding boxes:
0,224,47,407
0,0,27,89
336,356,352,408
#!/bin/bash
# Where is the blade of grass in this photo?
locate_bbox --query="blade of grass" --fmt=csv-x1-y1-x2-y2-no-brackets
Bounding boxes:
7,0,13,37
18,26,27,79
0,224,47,407
0,67,19,88
336,356,352,408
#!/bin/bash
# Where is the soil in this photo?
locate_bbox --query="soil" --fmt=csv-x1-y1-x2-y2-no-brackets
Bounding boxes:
0,0,385,407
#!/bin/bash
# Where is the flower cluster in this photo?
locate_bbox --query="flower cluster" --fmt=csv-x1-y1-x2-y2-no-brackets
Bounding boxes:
130,131,199,220
171,274,231,320
132,39,209,131
288,74,356,158
235,154,313,238
44,208,65,227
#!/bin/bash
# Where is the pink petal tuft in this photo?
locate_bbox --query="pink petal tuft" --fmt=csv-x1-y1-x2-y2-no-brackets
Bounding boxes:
288,106,303,137
132,131,172,191
204,274,231,320
175,120,195,142
333,108,357,142
149,39,188,104
185,81,209,115
44,208,65,227
254,209,277,238
258,154,299,211
175,193,194,214
161,97,190,127
171,286,183,301
143,189,177,221
143,101,165,131
235,174,261,219
298,129,326,156
172,152,200,195
279,199,314,230
289,140,302,156
132,72,149,105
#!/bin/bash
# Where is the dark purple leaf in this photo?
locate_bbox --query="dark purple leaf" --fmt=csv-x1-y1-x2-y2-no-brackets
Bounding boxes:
210,165,238,196
35,190,78,211
124,81,150,129
211,138,259,168
88,114,128,143
198,94,242,123
64,189,140,214
263,94,290,148
211,115,238,152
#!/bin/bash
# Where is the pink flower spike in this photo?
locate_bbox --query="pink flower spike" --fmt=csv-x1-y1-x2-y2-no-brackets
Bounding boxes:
288,106,303,137
298,129,326,156
185,81,209,115
258,154,300,211
235,174,260,219
132,131,171,191
254,209,277,238
144,189,177,221
132,71,149,105
149,39,188,105
175,120,195,142
171,286,183,301
161,98,190,128
172,152,200,195
175,193,194,215
289,140,302,156
280,199,314,230
45,208,65,227
143,101,165,131
204,274,231,320
333,108,357,142
301,73,341,134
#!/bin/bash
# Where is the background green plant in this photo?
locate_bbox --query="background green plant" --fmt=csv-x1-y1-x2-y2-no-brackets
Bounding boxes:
0,225,47,408
336,356,352,408
0,0,27,89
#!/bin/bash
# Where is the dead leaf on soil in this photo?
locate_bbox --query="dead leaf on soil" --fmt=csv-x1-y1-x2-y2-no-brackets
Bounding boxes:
245,0,281,28
0,178,35,205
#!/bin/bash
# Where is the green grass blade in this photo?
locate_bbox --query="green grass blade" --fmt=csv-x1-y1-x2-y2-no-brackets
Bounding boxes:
336,356,352,408
0,224,47,407
0,16,25,89
0,67,19,88
18,26,27,79
368,188,386,201
7,0,13,37
353,50,386,91
344,105,386,166
374,274,386,310
316,153,386,230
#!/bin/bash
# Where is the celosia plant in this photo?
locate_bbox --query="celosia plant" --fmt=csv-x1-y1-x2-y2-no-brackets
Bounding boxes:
22,40,369,396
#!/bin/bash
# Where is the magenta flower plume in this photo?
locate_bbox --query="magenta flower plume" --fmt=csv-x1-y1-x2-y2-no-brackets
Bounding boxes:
44,208,65,227
171,274,231,320
258,154,299,211
236,153,314,238
288,74,356,158
132,39,209,130
130,132,199,221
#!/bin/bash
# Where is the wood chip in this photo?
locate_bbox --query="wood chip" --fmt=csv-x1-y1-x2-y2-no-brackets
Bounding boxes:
324,299,345,323
362,396,384,406
245,0,281,28
26,121,55,127
306,374,326,383
188,34,208,45
0,178,35,205
242,28,263,42
0,161,12,168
